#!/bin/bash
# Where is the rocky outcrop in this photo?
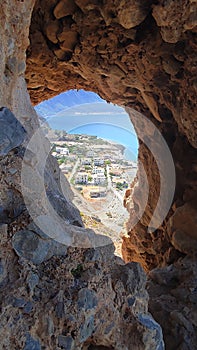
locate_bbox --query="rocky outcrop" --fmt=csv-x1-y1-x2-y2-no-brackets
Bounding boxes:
0,102,163,349
0,224,164,349
0,0,197,349
0,107,82,227
25,0,197,271
0,107,26,157
148,256,197,350
27,0,197,147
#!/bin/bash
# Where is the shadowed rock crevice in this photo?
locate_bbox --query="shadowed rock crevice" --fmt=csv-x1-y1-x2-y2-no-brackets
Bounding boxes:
26,0,197,270
0,0,197,349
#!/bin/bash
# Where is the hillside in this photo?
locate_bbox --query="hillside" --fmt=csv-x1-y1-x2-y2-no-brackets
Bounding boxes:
35,89,104,117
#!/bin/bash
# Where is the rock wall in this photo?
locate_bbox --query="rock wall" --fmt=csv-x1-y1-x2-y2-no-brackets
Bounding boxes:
0,0,197,349
26,0,197,269
1,220,164,350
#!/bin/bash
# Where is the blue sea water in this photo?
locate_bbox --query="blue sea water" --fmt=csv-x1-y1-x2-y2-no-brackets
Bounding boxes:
46,108,138,161
68,123,138,161
36,90,138,161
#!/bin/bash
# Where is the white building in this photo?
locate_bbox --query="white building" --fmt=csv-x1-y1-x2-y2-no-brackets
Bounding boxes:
94,158,104,166
56,146,69,155
90,190,107,198
75,172,88,184
82,158,92,165
93,173,106,185
92,167,105,175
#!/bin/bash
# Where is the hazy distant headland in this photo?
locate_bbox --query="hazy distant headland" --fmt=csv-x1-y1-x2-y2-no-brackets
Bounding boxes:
35,90,138,161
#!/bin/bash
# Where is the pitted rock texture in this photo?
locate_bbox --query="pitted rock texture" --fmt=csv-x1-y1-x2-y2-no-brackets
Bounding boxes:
27,0,197,148
122,108,197,270
12,225,67,265
0,1,197,349
0,104,163,348
147,256,197,350
0,227,164,350
0,107,82,228
0,108,27,224
26,0,197,271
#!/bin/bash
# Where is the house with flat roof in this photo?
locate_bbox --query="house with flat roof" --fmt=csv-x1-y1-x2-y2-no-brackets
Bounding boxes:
94,158,104,166
56,146,69,155
81,158,92,165
75,172,88,184
92,167,105,175
93,173,106,185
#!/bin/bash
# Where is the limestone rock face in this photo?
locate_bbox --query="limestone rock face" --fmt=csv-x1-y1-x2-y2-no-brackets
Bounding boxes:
27,0,197,149
12,227,67,265
0,225,164,349
53,0,78,19
0,0,197,349
148,256,197,350
0,108,26,156
0,107,82,228
152,0,197,43
25,0,197,270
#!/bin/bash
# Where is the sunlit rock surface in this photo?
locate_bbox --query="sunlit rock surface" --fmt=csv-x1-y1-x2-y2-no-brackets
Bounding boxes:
0,0,197,349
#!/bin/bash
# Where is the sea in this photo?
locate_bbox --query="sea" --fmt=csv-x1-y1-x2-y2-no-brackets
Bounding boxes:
44,102,138,161
68,123,138,161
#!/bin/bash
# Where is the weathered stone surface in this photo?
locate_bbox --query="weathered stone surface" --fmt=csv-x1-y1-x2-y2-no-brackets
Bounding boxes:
0,224,8,245
45,21,60,44
0,148,26,224
0,107,26,156
0,240,164,349
24,333,41,350
58,335,74,350
12,226,68,264
59,31,78,52
0,258,6,286
54,0,77,19
0,1,197,349
78,288,98,311
116,0,150,29
148,257,197,350
161,200,197,255
27,271,39,293
138,314,164,350
152,0,197,43
75,0,99,13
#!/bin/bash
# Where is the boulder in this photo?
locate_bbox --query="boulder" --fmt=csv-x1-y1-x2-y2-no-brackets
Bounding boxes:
53,0,77,19
59,31,78,52
12,226,68,264
45,21,59,44
0,107,26,157
170,201,197,254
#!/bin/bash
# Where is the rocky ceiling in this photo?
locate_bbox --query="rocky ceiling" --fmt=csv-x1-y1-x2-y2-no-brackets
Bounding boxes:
27,0,197,147
0,0,197,349
26,0,197,270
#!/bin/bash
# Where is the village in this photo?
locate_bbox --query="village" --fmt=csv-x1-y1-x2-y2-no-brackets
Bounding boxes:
51,133,137,200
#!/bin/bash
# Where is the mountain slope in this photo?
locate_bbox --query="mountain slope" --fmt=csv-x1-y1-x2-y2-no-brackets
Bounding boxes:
35,90,104,118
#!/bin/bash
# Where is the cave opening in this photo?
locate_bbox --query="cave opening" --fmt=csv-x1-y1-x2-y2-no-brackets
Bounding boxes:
35,89,139,254
26,0,179,269
0,0,196,349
